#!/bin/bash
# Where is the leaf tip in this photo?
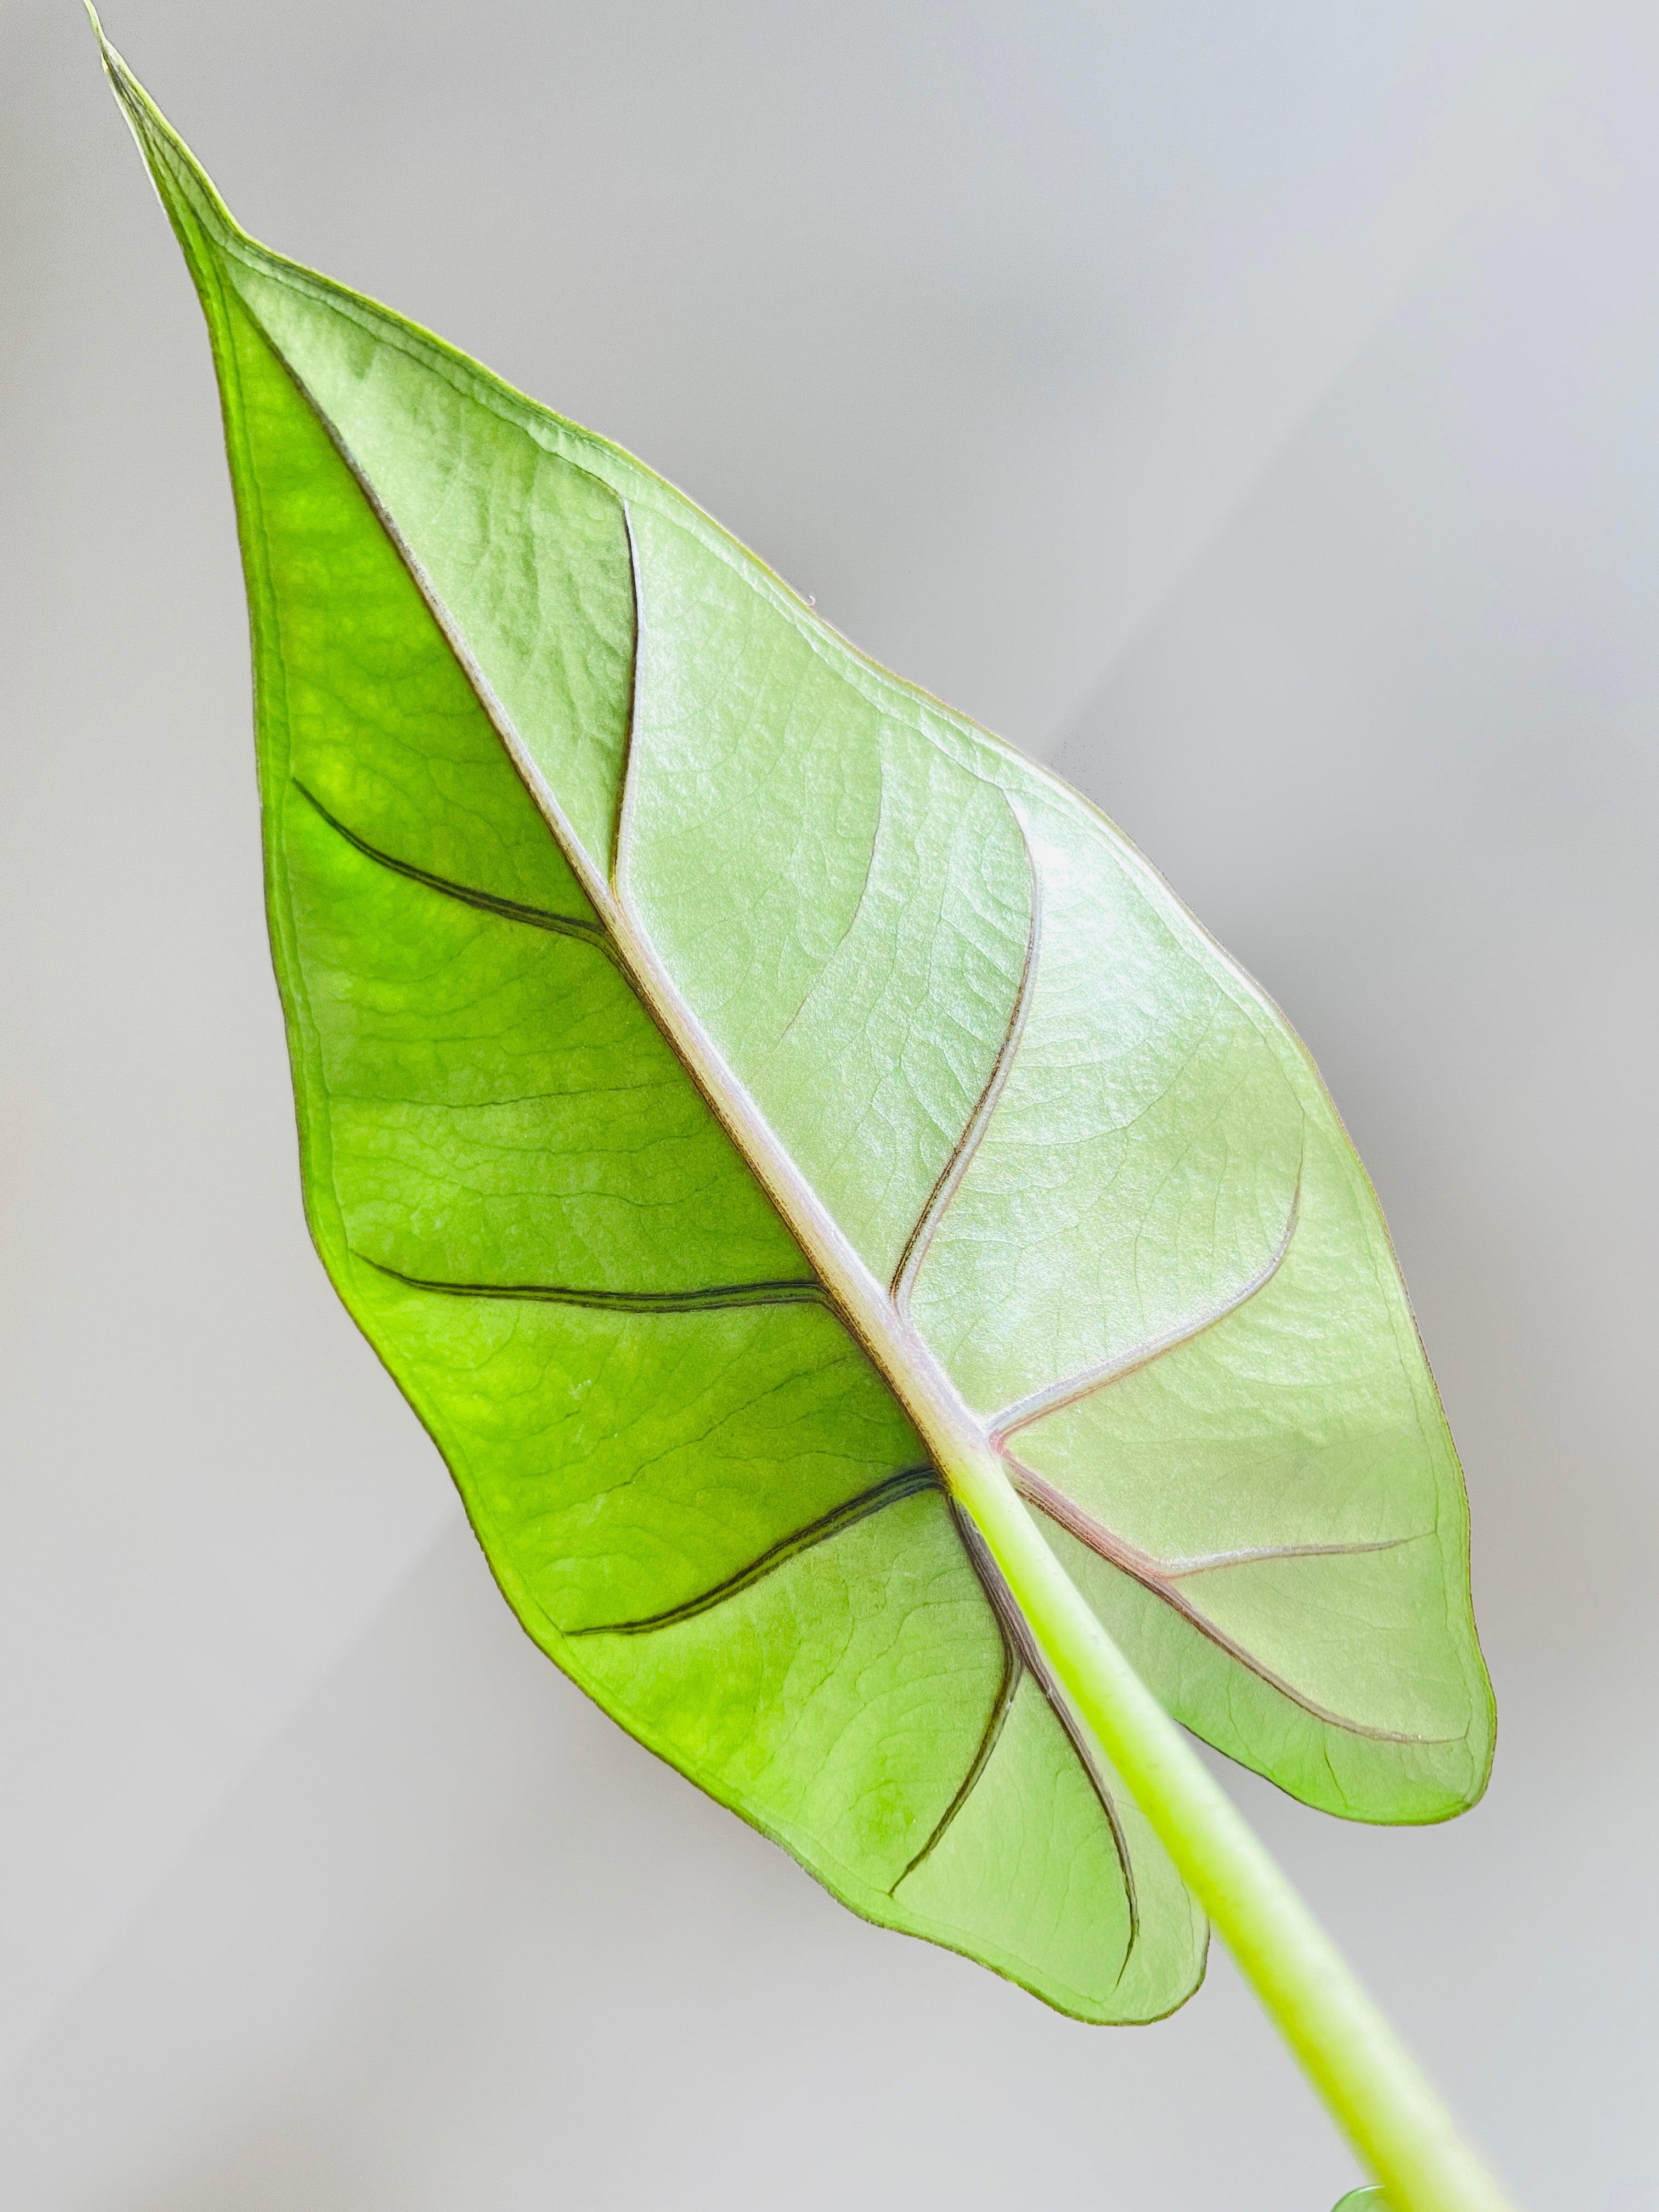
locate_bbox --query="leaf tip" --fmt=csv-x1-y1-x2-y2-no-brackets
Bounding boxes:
89,15,242,259
87,5,134,107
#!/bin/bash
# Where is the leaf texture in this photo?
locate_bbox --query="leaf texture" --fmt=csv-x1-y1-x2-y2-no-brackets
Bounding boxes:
103,33,1493,2025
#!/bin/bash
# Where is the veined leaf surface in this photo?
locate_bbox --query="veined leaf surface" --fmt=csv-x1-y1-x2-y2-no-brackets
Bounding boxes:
103,32,1492,2025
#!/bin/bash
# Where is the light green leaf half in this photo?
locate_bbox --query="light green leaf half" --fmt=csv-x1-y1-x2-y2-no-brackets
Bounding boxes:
100,28,1492,2027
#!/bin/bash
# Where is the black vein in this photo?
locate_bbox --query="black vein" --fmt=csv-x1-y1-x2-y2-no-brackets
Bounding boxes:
365,1257,826,1314
570,1464,940,1636
295,780,617,958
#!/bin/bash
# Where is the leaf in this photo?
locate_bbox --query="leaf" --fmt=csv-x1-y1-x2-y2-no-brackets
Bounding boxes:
1334,2191,1389,2209
100,29,1493,2026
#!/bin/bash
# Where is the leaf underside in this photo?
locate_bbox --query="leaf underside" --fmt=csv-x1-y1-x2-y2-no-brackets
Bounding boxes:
105,33,1493,2025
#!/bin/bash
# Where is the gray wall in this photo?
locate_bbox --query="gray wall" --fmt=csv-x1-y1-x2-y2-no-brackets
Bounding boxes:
3,2,1654,2205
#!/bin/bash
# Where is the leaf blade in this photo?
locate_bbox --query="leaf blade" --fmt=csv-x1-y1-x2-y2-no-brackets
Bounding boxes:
101,26,1490,2028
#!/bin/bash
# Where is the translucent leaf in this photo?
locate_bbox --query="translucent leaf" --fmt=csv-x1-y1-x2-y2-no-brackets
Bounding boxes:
100,29,1492,2026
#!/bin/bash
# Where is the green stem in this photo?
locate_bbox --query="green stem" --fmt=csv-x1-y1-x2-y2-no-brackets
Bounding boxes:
951,1448,1516,2212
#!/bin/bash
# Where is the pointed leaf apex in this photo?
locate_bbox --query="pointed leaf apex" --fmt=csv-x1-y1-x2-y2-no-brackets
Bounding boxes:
91,19,241,256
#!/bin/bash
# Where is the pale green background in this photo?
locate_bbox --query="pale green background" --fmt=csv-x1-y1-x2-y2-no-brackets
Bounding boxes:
2,2,1654,2205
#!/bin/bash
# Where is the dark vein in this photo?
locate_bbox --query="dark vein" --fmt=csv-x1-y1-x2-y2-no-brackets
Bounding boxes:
364,1257,826,1314
950,1504,1140,1979
891,799,1042,1317
990,1173,1303,1442
571,1464,941,1636
295,781,616,956
893,1609,1022,1889
1009,1463,1457,1746
610,503,643,895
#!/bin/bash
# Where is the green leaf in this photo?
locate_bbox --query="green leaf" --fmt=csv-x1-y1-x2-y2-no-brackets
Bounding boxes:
1334,2191,1389,2209
99,27,1492,2026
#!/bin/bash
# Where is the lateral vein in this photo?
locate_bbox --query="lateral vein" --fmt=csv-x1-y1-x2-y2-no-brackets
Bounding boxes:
890,801,1042,1319
951,1503,1141,1976
1010,1462,1454,1746
571,1464,940,1637
295,780,616,954
363,1258,826,1313
989,1174,1304,1442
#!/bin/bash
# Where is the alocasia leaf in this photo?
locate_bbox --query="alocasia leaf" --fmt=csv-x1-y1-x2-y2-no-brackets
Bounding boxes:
101,31,1492,2027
